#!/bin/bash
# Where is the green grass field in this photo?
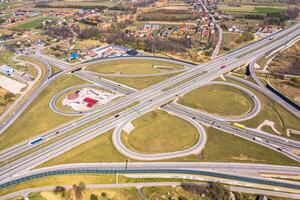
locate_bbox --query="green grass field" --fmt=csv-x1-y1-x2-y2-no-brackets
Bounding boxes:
121,110,199,153
37,130,127,168
86,59,184,75
218,5,285,15
178,84,254,117
171,127,298,166
35,113,297,167
105,73,179,90
0,75,87,152
10,17,52,31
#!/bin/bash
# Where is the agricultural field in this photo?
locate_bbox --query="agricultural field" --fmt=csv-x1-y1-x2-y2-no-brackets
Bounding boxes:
217,4,285,15
221,32,256,53
45,0,120,8
10,17,53,31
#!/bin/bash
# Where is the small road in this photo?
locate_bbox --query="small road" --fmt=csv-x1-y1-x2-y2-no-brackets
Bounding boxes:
198,0,223,58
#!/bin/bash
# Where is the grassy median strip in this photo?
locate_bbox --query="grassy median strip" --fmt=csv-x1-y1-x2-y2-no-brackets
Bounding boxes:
178,84,254,117
86,59,184,75
162,71,207,92
105,73,180,90
121,110,199,154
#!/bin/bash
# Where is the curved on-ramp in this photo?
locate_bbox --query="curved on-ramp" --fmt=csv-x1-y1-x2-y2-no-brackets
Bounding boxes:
112,111,207,160
191,81,262,122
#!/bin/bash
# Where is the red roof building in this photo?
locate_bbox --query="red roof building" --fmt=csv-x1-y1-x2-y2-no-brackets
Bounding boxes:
67,92,79,100
84,97,98,108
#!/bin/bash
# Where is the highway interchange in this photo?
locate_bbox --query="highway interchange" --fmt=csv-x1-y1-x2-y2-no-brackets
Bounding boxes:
0,18,300,197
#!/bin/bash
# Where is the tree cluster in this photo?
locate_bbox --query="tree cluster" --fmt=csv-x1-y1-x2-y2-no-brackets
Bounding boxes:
90,192,107,200
72,182,86,200
235,32,254,43
44,25,73,39
181,182,230,200
35,3,107,10
106,32,189,53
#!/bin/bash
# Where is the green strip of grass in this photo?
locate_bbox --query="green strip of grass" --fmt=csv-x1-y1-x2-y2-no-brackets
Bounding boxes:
86,59,184,75
37,130,127,168
105,73,179,90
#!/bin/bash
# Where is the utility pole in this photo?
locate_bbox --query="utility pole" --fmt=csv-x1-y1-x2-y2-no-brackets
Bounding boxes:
125,159,129,170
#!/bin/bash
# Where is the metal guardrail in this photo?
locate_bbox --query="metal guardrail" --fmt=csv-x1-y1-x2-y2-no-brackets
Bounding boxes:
1,168,300,190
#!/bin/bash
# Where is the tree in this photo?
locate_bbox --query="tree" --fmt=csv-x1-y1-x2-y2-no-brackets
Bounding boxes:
78,182,86,192
90,194,98,200
101,192,107,197
54,186,66,194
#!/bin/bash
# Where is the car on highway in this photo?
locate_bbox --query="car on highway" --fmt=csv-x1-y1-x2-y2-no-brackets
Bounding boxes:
220,65,226,69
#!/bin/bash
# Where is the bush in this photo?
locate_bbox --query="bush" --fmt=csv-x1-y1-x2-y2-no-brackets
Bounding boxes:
90,194,98,200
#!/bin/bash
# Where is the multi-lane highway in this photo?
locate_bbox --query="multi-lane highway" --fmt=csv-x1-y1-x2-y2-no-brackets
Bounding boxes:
0,21,300,194
163,102,300,162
